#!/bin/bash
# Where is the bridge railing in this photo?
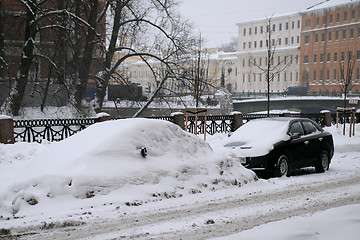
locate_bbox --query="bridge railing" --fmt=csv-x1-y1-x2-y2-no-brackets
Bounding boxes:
0,111,358,144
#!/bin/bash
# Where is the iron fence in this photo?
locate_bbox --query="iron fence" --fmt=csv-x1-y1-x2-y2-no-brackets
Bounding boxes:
12,112,357,143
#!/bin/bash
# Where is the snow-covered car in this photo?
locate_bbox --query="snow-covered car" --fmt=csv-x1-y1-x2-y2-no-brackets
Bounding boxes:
224,117,334,177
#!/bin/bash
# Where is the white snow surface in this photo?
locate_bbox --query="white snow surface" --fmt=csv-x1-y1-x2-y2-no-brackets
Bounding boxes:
0,117,360,239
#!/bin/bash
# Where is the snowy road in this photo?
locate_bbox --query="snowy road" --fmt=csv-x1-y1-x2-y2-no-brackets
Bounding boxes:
18,165,360,240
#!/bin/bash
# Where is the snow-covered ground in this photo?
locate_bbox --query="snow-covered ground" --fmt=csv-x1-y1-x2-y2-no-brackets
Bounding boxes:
0,117,360,239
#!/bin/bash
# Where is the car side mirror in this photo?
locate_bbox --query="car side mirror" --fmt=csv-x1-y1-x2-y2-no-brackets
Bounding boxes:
290,133,301,139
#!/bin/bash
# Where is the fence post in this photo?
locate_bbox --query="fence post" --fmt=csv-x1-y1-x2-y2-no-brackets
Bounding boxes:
321,110,331,127
231,111,243,131
171,112,185,130
0,115,14,144
96,112,111,122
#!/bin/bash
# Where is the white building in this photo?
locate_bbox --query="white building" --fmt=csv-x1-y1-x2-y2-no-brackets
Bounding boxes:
233,13,302,94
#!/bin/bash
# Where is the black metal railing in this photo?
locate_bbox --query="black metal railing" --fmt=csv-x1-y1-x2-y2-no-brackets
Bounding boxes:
13,112,357,143
13,118,98,143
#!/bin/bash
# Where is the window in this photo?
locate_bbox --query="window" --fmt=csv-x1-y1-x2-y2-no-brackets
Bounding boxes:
320,54,324,63
313,70,317,80
272,24,276,31
328,31,332,41
243,28,246,36
352,10,355,20
261,26,263,33
243,59,245,67
297,36,300,43
341,52,345,61
279,23,282,31
259,74,262,82
243,42,246,49
284,56,287,64
260,40,263,48
302,121,317,135
350,28,354,39
285,37,288,45
278,56,281,64
289,122,303,136
254,41,257,48
284,72,287,81
314,54,317,63
321,32,325,42
315,33,318,43
291,36,294,44
248,42,251,48
272,39,275,46
304,55,309,64
334,52,338,62
305,35,309,44
249,28,252,35
323,15,326,25
320,70,323,80
298,20,300,28
335,31,339,40
330,15,333,24
343,29,346,40
337,13,340,22
243,74,245,82
327,70,330,80
357,50,360,60
279,38,282,45
248,58,251,66
316,17,319,26
254,73,256,82
259,57,262,66
292,21,295,29
327,53,331,62
344,11,348,21
334,69,337,80
255,27,257,34
286,22,289,30
358,27,360,38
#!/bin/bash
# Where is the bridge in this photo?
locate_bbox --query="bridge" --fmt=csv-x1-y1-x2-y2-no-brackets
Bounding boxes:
233,97,359,114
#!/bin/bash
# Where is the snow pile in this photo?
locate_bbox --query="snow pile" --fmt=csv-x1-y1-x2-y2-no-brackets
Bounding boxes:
0,119,256,217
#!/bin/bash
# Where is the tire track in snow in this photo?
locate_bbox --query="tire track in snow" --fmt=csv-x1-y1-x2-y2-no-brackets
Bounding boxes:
21,173,360,240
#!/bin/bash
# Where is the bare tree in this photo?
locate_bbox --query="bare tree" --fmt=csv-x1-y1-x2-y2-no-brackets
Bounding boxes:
180,35,219,107
337,50,358,135
250,17,293,116
94,0,193,114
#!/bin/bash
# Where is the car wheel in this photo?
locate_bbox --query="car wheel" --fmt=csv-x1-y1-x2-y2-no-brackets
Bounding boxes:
275,154,290,177
315,151,329,173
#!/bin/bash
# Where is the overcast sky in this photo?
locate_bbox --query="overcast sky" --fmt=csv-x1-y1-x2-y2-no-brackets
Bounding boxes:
179,0,334,48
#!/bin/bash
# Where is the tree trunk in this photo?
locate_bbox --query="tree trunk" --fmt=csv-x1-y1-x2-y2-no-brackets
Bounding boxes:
74,0,99,111
10,2,37,116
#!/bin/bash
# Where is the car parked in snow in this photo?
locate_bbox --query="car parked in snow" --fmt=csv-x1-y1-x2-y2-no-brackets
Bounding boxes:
224,118,334,177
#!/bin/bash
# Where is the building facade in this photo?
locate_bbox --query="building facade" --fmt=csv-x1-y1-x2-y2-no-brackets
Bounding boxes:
300,1,360,95
234,13,302,94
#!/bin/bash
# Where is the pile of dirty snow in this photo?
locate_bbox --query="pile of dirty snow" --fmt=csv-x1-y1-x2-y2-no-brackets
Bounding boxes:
0,119,256,217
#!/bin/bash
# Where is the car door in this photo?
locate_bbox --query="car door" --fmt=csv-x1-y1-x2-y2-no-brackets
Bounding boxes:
300,120,323,165
287,121,307,168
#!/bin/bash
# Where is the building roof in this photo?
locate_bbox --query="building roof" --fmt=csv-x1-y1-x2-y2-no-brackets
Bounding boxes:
302,0,358,13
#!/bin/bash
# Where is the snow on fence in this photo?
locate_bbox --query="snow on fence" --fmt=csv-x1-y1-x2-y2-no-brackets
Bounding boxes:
0,111,357,144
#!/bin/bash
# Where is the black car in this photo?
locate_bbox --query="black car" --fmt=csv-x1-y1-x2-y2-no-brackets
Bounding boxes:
224,117,334,177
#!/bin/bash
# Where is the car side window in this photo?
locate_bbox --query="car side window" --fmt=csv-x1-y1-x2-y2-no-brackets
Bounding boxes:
289,122,304,135
302,121,317,135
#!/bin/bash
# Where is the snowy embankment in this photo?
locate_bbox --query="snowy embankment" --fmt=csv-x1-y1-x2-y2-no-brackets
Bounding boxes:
0,120,360,239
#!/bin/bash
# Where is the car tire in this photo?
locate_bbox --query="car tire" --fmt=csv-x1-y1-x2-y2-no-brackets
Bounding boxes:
274,154,290,177
315,150,330,173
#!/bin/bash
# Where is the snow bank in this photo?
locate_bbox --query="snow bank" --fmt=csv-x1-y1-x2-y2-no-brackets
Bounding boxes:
0,119,256,216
